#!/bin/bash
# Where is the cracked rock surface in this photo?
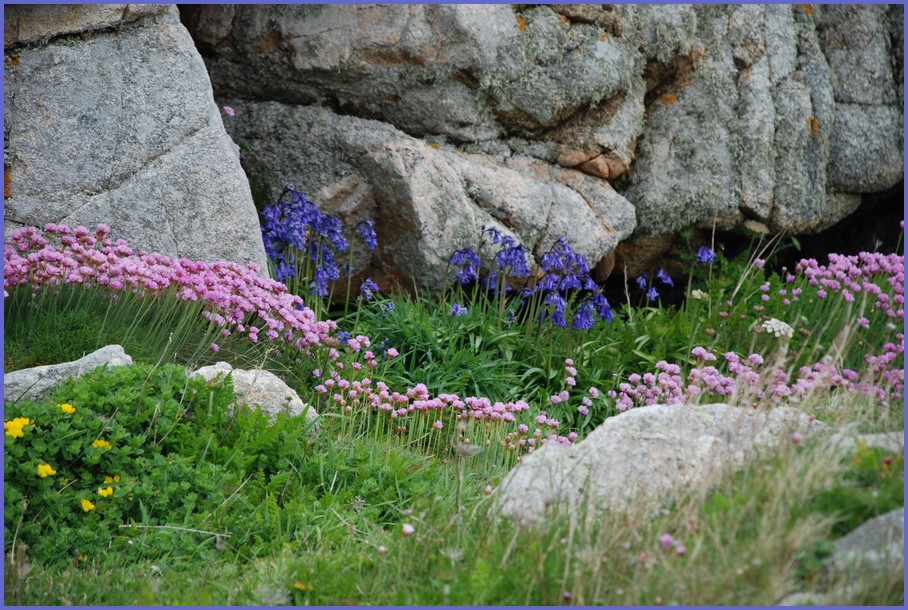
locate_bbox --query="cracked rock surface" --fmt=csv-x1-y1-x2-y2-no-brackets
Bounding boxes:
187,3,901,284
3,4,267,271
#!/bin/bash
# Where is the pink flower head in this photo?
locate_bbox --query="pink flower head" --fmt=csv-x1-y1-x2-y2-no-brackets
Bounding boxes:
387,347,399,358
401,523,415,537
378,545,387,556
675,544,687,557
484,485,493,496
433,420,443,430
210,342,220,352
659,533,675,549
792,432,803,444
223,106,236,117
588,387,599,398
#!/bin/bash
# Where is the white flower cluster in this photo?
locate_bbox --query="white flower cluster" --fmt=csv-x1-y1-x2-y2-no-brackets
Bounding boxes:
762,317,794,338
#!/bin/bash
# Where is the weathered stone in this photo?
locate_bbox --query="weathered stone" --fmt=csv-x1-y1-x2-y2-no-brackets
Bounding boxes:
3,3,168,48
191,361,318,425
4,4,267,272
830,508,904,574
223,100,637,289
183,4,902,276
825,429,905,455
495,403,829,525
4,345,133,404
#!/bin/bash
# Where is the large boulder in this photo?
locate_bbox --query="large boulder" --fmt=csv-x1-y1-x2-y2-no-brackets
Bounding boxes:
4,345,133,404
185,4,902,284
830,507,904,575
191,361,318,425
4,4,268,272
494,402,829,525
223,101,636,288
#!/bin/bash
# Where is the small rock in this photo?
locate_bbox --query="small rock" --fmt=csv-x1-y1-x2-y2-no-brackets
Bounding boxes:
830,507,904,575
191,362,318,425
4,345,133,404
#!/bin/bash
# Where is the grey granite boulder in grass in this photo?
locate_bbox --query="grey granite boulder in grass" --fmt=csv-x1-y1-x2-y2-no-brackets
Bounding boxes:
3,345,133,404
3,4,267,273
830,507,904,575
494,403,829,525
191,362,318,425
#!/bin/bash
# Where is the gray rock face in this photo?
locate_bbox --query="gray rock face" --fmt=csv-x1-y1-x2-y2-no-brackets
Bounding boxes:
831,508,904,574
494,403,829,525
186,4,902,282
4,4,268,272
4,345,133,404
191,361,318,425
225,101,636,288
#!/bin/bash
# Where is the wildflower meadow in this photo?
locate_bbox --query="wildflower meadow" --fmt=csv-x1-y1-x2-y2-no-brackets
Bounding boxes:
3,187,904,605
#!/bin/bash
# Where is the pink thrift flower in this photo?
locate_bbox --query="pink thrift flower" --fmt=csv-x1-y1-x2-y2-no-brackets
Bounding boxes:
484,485,493,496
659,533,675,549
753,258,765,269
210,342,220,352
387,347,399,358
433,420,443,430
223,106,235,117
566,376,576,387
378,545,387,556
792,432,803,444
588,387,599,398
675,544,687,556
402,523,415,537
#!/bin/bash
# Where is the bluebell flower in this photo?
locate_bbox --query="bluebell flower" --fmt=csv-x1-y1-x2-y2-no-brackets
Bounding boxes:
543,292,568,328
451,248,480,285
635,273,648,290
495,243,530,278
356,220,378,251
337,330,351,346
695,246,716,264
646,286,660,302
656,268,674,287
381,301,395,313
360,278,379,301
572,299,596,331
451,302,468,317
592,293,614,322
482,225,502,245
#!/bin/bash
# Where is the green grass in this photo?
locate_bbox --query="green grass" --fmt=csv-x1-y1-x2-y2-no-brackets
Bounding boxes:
4,227,903,605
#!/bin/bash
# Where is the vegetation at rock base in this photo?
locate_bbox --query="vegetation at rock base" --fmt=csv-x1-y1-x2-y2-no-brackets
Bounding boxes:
3,206,903,605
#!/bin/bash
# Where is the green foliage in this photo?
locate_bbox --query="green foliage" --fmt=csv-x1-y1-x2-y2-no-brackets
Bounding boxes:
801,443,904,537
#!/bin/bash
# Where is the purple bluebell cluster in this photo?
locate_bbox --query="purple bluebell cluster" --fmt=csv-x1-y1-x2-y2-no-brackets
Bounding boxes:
695,246,716,264
260,185,378,298
450,248,481,285
447,229,614,331
450,302,468,317
359,278,379,301
635,268,674,302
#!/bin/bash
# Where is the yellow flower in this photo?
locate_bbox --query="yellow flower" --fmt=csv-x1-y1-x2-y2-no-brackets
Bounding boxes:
98,486,114,498
103,475,121,484
37,463,57,478
92,439,113,450
59,403,76,414
4,417,31,438
293,582,314,591
80,498,96,512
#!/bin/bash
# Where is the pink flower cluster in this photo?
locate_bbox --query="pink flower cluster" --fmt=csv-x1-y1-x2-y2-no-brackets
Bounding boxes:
550,358,601,417
792,252,903,319
315,348,575,454
4,224,337,352
608,346,902,411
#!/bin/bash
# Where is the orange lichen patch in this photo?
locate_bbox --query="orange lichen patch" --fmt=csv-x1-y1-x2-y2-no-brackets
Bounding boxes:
9,55,20,68
599,33,609,41
661,93,678,105
558,15,570,25
429,143,440,149
4,169,10,199
806,115,820,138
796,4,812,15
516,16,527,32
